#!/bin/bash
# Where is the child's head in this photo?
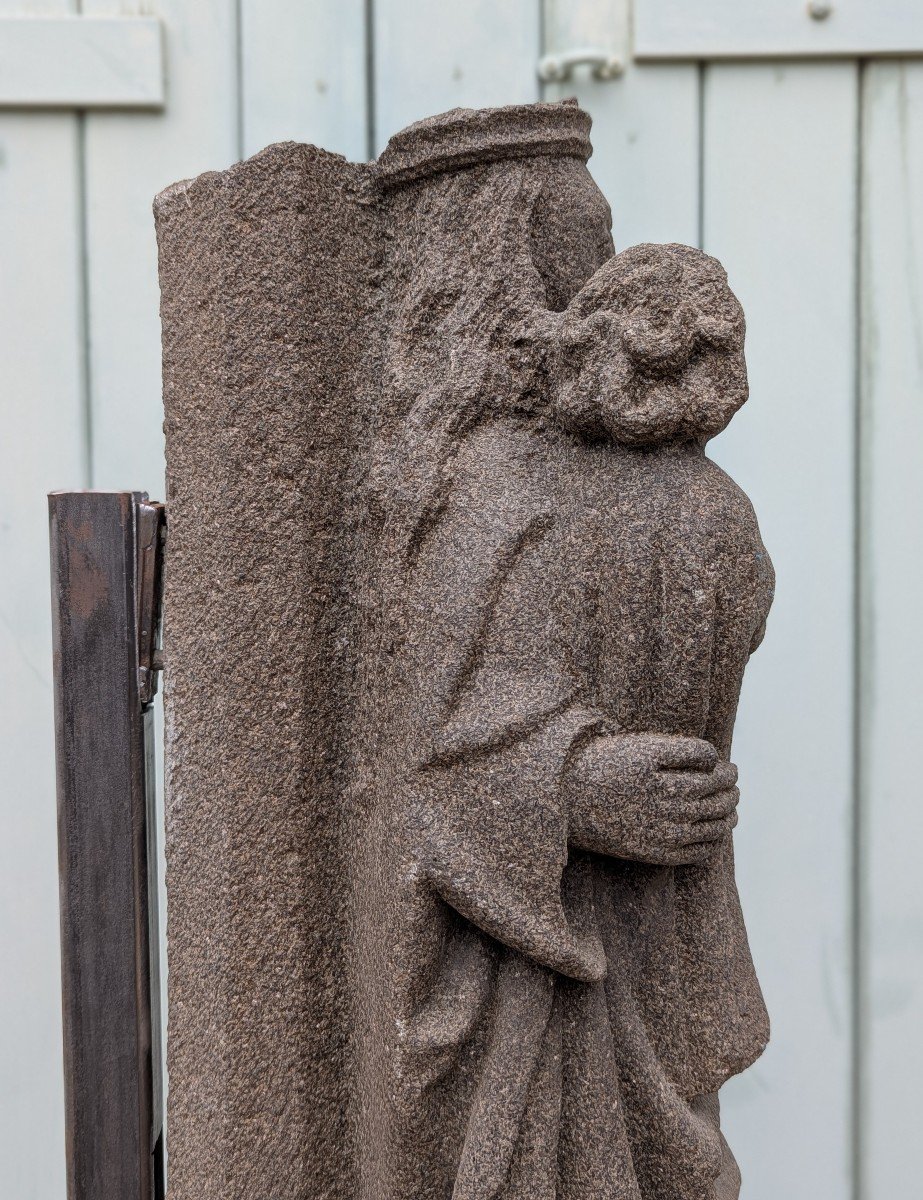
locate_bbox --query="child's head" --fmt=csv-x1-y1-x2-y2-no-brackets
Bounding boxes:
551,244,748,446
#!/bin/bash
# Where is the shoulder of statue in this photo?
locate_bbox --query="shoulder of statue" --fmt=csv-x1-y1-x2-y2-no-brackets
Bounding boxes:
697,454,762,527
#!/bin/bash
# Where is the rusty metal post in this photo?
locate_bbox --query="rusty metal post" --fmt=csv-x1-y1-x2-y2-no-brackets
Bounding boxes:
49,491,165,1200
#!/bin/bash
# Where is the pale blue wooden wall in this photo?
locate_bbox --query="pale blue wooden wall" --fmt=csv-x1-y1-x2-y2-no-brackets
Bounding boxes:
1,3,920,1196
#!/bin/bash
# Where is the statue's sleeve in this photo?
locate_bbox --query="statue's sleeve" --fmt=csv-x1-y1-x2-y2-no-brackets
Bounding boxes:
400,422,608,983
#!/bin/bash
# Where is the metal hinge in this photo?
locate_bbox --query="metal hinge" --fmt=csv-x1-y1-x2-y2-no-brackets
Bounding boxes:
537,48,624,83
135,497,166,709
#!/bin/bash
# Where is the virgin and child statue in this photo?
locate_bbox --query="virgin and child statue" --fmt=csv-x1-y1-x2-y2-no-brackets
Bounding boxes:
351,103,774,1200
158,100,774,1200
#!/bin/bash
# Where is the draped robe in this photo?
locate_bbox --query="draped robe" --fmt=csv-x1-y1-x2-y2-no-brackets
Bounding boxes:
355,413,774,1200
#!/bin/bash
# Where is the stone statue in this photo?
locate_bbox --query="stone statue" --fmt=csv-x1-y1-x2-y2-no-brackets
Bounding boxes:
156,101,773,1200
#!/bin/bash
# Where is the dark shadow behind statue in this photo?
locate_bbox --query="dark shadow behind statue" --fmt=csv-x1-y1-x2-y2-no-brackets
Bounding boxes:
156,101,774,1200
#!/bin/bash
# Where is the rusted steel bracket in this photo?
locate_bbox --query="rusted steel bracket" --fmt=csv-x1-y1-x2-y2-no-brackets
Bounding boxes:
49,491,166,1200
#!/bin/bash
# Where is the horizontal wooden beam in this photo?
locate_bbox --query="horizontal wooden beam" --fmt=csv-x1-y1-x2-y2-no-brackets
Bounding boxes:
0,16,163,108
635,0,923,60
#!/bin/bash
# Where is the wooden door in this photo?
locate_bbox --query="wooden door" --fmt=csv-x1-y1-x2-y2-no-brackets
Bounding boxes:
2,2,921,1195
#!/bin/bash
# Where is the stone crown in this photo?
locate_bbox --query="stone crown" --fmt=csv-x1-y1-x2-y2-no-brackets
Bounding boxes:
374,100,593,190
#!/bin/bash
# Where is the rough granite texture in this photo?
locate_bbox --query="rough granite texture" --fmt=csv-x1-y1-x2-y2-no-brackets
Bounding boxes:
156,101,774,1200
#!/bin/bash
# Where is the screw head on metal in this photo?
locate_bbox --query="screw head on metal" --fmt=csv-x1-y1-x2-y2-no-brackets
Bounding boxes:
807,0,833,18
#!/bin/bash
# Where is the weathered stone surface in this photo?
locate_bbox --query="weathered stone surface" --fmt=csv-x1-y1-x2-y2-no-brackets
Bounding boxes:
156,145,375,1198
156,100,773,1200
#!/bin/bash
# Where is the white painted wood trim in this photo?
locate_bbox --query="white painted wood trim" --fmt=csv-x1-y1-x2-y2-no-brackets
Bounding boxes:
635,0,923,60
0,16,164,108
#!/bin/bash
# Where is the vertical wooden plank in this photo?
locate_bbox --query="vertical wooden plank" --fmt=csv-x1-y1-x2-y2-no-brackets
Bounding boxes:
49,491,162,1200
81,5,240,1186
373,0,540,152
82,0,239,496
703,63,858,1198
543,0,700,248
0,2,84,1196
240,0,368,160
860,60,923,1198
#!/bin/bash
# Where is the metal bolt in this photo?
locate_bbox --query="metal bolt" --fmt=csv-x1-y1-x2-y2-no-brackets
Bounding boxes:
807,1,832,18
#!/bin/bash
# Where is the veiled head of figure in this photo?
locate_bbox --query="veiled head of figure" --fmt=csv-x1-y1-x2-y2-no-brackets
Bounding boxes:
550,244,748,446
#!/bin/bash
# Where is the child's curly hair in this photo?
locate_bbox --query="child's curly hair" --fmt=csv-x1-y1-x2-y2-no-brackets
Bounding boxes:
550,243,748,445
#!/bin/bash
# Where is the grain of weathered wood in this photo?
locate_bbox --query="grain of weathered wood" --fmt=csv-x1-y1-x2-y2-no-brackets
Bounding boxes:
49,490,162,1200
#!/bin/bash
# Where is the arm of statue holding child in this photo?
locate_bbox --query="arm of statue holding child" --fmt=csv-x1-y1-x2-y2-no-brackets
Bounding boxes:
565,732,740,866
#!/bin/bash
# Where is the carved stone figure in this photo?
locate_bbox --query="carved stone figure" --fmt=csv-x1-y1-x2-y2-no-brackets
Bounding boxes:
156,101,773,1200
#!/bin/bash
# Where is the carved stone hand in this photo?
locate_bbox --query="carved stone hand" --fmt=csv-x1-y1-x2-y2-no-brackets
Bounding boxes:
565,731,740,866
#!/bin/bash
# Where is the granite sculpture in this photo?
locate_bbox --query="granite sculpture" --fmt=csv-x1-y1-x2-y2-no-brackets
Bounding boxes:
156,100,774,1200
